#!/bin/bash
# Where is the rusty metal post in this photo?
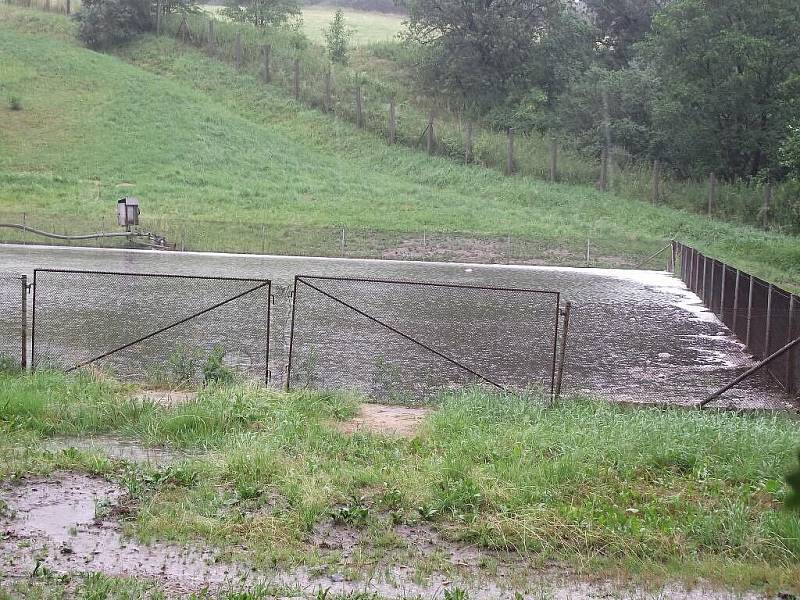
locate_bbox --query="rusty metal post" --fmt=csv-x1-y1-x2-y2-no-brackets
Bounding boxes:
745,276,755,349
21,275,27,370
787,295,797,394
553,301,572,402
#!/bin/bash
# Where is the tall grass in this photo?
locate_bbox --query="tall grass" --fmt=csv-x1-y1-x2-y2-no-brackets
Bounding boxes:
2,371,800,587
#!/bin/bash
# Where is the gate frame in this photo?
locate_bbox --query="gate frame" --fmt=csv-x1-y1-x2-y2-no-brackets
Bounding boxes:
31,268,271,384
285,274,561,397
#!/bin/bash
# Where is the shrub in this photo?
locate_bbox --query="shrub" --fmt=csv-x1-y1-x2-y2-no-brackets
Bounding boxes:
73,0,153,50
8,96,22,111
323,8,352,65
202,346,235,385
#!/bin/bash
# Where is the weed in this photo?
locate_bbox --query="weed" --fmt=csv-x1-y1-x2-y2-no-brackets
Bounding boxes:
331,495,370,526
7,94,22,110
202,346,235,386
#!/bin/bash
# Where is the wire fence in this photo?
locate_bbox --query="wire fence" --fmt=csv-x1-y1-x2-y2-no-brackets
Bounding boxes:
31,269,271,384
0,273,25,370
675,242,799,398
0,211,660,269
286,275,561,402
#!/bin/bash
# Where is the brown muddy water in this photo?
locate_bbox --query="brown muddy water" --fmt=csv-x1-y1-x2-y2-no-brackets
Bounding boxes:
0,472,771,599
0,244,794,410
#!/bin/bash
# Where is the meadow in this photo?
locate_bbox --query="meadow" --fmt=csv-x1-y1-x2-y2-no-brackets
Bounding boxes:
1,370,799,595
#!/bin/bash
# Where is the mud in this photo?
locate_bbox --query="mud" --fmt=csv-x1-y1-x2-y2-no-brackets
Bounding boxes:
43,436,189,466
137,389,197,407
0,473,776,599
334,403,431,438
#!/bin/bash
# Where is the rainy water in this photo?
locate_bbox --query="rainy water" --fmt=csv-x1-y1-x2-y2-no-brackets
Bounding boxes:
0,243,792,409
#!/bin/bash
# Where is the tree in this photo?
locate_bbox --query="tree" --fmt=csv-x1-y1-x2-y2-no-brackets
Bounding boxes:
324,8,353,65
580,0,668,67
73,0,152,49
639,0,800,179
403,0,560,108
222,0,300,28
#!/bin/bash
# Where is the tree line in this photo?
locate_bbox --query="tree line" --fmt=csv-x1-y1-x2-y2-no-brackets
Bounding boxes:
402,0,800,185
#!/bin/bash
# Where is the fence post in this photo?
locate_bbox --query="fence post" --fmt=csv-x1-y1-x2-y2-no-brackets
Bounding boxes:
651,159,661,205
764,284,773,356
701,255,708,304
65,0,70,14
323,69,332,112
387,98,396,144
762,183,772,229
719,264,726,319
709,259,716,312
155,0,162,35
745,276,754,350
21,275,27,370
354,86,364,128
787,295,797,393
261,44,271,83
234,32,243,71
207,20,215,54
597,147,609,192
708,172,717,215
733,269,741,326
549,139,558,182
464,121,473,164
292,58,300,100
506,128,515,175
426,112,435,154
553,301,572,402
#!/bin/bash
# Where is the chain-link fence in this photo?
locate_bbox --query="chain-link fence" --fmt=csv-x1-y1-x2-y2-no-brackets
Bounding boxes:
0,273,24,369
676,242,799,399
286,275,560,402
32,270,271,385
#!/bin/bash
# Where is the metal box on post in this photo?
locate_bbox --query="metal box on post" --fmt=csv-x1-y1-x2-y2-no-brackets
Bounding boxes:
116,197,140,230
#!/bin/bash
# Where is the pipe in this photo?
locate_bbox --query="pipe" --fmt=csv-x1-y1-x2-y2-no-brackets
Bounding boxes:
0,222,139,241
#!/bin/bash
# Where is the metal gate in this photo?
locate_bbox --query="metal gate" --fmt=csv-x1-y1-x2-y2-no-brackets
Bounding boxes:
32,269,271,384
286,275,561,402
0,273,26,370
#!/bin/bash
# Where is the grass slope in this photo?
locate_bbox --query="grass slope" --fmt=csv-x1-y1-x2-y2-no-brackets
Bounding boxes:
1,371,800,591
0,7,799,291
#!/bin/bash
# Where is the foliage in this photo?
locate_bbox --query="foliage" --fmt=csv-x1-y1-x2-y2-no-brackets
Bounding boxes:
73,0,152,49
638,0,800,179
788,449,800,511
221,0,300,28
403,0,560,108
781,125,800,179
323,8,352,65
580,0,667,67
7,95,22,110
202,346,235,385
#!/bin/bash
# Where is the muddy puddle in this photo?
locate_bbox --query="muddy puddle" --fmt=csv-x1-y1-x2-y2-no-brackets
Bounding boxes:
0,473,774,599
334,403,431,438
43,436,189,466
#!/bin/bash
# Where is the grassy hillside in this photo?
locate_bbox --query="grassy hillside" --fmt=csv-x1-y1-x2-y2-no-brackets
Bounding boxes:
1,6,799,291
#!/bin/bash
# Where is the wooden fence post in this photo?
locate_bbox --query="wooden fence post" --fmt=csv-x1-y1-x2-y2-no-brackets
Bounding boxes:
155,0,162,35
464,121,473,164
762,183,772,229
262,44,271,83
549,139,558,182
597,147,609,192
388,99,396,144
708,172,717,215
292,58,300,100
651,159,661,205
323,69,332,112
207,20,215,54
234,32,243,71
426,112,435,154
65,0,69,14
505,128,515,175
354,86,364,128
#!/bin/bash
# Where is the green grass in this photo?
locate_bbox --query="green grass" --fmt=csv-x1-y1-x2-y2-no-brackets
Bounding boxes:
1,6,799,291
2,371,800,592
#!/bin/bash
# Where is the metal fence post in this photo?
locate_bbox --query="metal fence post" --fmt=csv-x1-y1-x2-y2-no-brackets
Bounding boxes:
709,259,716,313
553,301,572,402
788,295,797,394
745,276,754,350
764,284,773,356
21,275,27,370
719,264,726,320
733,269,741,330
